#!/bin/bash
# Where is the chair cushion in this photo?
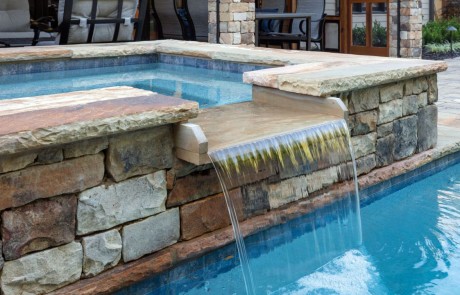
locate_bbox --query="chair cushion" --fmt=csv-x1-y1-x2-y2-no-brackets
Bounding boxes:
58,0,138,44
0,0,32,32
256,8,280,33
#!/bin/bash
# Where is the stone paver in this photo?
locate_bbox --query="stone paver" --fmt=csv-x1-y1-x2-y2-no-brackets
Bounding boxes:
437,58,460,147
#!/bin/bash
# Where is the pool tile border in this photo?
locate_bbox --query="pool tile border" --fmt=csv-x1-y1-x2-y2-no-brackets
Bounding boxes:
361,149,460,206
0,54,266,76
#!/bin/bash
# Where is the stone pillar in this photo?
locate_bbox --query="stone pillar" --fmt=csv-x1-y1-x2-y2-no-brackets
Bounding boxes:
208,0,256,45
390,0,423,58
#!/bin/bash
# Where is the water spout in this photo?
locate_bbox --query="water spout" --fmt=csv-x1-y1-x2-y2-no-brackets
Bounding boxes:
209,119,362,294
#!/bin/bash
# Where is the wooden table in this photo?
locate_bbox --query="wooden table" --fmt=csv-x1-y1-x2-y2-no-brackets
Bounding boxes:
255,13,312,50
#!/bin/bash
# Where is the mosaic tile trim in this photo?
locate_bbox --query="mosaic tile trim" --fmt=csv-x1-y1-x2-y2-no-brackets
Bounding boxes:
158,54,267,73
361,150,460,206
0,55,158,76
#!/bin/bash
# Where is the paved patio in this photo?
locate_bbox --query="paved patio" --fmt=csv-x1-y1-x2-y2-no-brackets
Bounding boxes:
437,57,460,148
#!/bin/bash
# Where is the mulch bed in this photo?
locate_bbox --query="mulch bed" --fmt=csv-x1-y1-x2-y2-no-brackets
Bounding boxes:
423,47,460,60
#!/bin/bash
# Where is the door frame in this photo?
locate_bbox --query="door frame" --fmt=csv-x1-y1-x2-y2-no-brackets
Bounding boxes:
341,0,389,56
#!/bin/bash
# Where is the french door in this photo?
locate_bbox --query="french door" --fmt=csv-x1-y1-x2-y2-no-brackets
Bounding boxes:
348,0,389,56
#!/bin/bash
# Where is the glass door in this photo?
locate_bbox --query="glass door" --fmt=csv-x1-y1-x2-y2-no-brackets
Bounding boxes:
348,0,389,56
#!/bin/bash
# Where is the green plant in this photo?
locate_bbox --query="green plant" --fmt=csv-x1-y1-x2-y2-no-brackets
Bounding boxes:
372,20,387,47
424,42,460,53
423,18,460,45
352,21,387,47
352,25,366,46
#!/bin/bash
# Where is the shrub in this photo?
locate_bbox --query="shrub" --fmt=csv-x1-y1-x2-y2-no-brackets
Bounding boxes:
372,20,387,47
352,21,387,47
423,18,460,45
352,25,366,46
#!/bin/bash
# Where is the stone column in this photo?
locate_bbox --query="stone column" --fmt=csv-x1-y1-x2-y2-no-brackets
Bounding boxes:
208,0,256,45
389,0,423,58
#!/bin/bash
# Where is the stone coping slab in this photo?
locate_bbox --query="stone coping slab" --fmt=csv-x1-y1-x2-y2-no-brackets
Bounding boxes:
189,101,340,152
0,40,447,97
0,86,198,156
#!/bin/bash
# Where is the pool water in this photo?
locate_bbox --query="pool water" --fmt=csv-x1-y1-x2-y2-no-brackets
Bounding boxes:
118,160,460,294
0,63,252,108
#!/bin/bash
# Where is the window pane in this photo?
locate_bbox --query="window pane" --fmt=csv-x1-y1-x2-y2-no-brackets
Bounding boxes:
352,3,366,46
371,3,387,47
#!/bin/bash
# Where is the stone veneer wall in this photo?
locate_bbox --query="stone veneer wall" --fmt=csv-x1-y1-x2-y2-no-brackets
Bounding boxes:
208,0,256,45
390,0,424,58
0,77,438,294
341,74,438,172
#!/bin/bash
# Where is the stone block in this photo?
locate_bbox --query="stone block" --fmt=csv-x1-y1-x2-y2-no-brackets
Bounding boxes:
227,21,241,33
348,87,380,114
412,76,428,94
0,152,36,174
376,135,395,167
241,181,270,217
122,209,180,262
219,32,233,44
268,175,309,209
2,195,77,261
82,229,122,278
234,12,248,21
404,79,413,95
355,154,377,175
180,189,243,240
106,125,173,182
393,116,418,160
36,148,63,164
378,99,402,125
64,137,108,159
417,92,428,108
229,2,249,12
380,83,403,103
304,166,338,194
351,132,377,159
348,110,378,136
0,153,104,210
417,105,437,152
427,74,438,103
402,95,418,116
377,122,393,138
338,154,376,180
167,169,222,207
0,242,4,270
0,242,82,295
77,171,167,235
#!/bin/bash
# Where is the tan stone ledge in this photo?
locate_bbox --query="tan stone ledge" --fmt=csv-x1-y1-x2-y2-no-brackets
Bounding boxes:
51,139,460,295
0,40,447,98
0,87,198,156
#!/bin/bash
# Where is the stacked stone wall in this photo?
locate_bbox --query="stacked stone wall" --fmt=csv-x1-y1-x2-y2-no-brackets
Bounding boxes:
208,0,256,45
390,0,424,58
340,74,438,172
0,74,439,294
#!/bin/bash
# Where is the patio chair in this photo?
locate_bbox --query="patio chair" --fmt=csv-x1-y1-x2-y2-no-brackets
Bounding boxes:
34,0,147,45
257,0,326,50
291,0,326,49
185,0,208,41
258,0,286,33
152,0,193,40
0,0,37,46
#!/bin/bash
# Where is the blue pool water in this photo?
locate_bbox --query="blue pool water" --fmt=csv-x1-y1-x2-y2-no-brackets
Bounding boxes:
118,159,460,294
0,63,252,108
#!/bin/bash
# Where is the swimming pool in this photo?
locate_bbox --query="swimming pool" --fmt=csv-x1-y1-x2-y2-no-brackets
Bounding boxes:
117,154,460,294
0,62,252,108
